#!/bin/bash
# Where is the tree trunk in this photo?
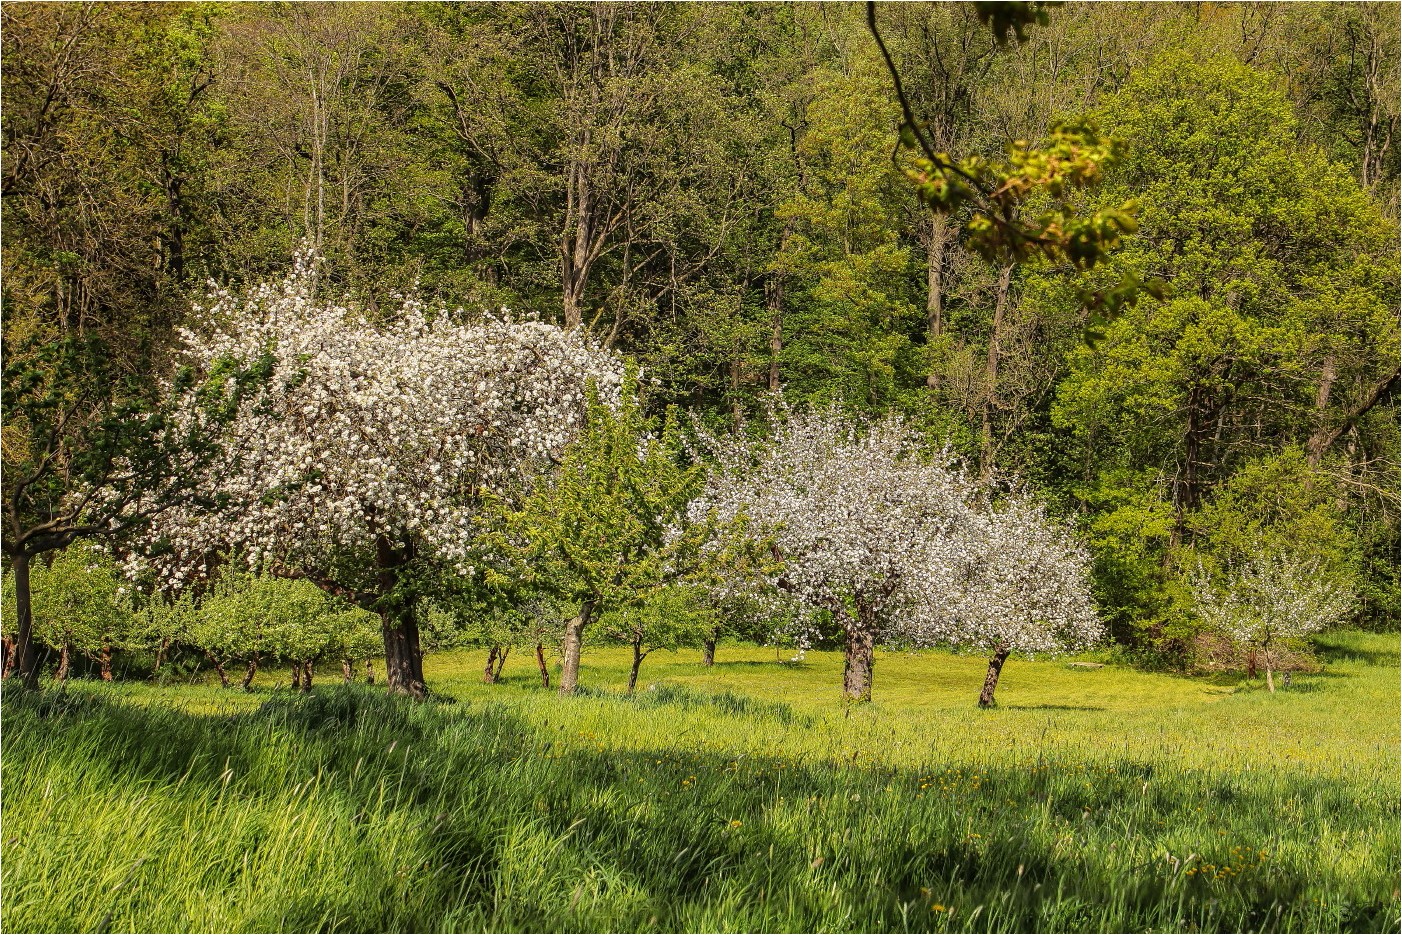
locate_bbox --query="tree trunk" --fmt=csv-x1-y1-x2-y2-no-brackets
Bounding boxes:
483,645,500,684
702,627,718,667
342,657,353,684
1,636,14,679
242,655,258,691
558,600,594,696
365,658,375,685
154,637,169,674
979,264,1015,478
301,659,313,692
841,621,875,703
55,642,71,682
291,662,301,691
11,552,39,689
925,214,950,390
978,643,1011,708
1264,644,1275,694
206,651,230,689
376,535,426,698
627,638,644,695
535,641,551,689
99,643,113,681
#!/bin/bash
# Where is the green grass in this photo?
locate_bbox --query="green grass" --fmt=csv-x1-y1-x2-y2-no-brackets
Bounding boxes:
3,632,1398,932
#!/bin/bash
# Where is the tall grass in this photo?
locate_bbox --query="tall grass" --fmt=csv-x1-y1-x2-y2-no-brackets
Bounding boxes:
2,633,1397,933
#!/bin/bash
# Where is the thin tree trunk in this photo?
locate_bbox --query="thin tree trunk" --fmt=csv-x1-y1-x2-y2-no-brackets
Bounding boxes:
342,657,353,684
154,637,169,674
2,636,14,679
1264,644,1275,693
925,214,950,389
11,552,39,689
978,643,1011,708
627,638,644,695
841,620,875,703
558,600,594,696
207,651,230,689
242,654,258,691
365,658,375,685
702,627,718,667
980,264,1015,477
483,645,500,684
55,642,70,682
291,662,301,691
99,642,113,681
535,641,551,688
495,645,510,681
301,659,313,692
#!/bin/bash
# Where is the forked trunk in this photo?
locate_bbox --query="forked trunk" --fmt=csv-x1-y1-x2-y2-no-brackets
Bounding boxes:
301,659,313,692
483,646,501,684
627,638,645,695
978,643,1011,708
494,646,509,681
11,552,39,689
535,642,551,689
842,621,875,703
242,655,258,691
558,600,594,696
207,651,230,689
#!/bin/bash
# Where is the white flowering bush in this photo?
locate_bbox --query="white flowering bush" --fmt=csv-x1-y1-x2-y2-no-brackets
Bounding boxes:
129,253,622,696
1190,554,1352,692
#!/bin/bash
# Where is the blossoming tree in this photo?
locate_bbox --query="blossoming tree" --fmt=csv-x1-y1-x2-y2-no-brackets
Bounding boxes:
132,255,621,697
918,494,1104,707
1190,554,1352,692
698,408,980,702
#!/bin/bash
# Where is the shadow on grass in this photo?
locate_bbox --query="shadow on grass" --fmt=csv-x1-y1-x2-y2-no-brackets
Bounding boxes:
2,685,1394,934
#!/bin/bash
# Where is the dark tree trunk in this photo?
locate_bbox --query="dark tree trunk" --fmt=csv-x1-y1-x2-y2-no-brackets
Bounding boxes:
301,660,313,692
494,645,509,681
291,662,301,691
207,651,230,689
365,658,375,685
376,535,426,698
842,620,875,703
978,643,1011,708
99,642,113,681
242,654,258,691
535,641,551,689
55,642,71,682
483,645,501,684
627,638,645,695
11,552,39,689
342,658,353,683
154,637,170,674
558,600,594,696
702,627,718,667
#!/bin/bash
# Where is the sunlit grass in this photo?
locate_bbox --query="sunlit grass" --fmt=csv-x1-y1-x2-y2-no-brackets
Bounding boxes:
2,632,1396,932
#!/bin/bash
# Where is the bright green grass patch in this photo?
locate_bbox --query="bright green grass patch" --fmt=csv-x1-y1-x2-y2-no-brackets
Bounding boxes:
3,633,1398,932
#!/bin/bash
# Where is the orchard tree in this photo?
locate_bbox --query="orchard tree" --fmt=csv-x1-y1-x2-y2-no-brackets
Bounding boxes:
600,585,715,694
131,253,622,697
1190,554,1352,693
918,494,1103,707
484,375,752,696
698,407,979,702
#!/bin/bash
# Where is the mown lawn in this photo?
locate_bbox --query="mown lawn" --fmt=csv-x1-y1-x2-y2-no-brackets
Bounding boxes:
2,632,1397,933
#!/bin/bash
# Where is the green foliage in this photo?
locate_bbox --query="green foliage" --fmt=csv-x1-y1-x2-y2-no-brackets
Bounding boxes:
1,544,135,661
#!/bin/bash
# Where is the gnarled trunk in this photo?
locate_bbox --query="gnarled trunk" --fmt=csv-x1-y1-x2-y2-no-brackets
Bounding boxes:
54,642,71,682
376,535,426,698
702,627,718,667
483,645,501,684
535,641,551,689
558,600,594,696
842,619,875,703
207,651,230,689
242,654,259,691
99,643,113,681
978,643,1011,708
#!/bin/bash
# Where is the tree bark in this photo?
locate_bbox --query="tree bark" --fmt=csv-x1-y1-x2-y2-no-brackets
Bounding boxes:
558,600,594,696
99,642,113,681
242,655,258,691
627,638,645,695
978,643,1011,708
1263,644,1275,694
301,659,313,692
2,636,14,679
342,657,353,684
535,641,551,689
291,662,301,691
1306,365,1400,466
979,264,1015,477
11,552,39,689
494,645,509,681
841,620,875,703
483,645,501,684
55,642,70,682
376,535,426,698
702,627,718,667
925,214,950,389
206,651,230,689
365,658,375,685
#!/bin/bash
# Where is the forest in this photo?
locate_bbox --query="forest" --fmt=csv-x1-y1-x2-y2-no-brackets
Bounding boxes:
1,2,1399,933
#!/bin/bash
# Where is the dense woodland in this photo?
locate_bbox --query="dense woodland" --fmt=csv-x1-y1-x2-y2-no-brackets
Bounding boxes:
3,1,1399,681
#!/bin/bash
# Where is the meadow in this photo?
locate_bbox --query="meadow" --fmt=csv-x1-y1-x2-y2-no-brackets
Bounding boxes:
2,631,1397,934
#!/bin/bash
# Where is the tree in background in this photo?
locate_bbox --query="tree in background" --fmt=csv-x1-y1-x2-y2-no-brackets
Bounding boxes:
599,585,715,695
131,253,622,697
